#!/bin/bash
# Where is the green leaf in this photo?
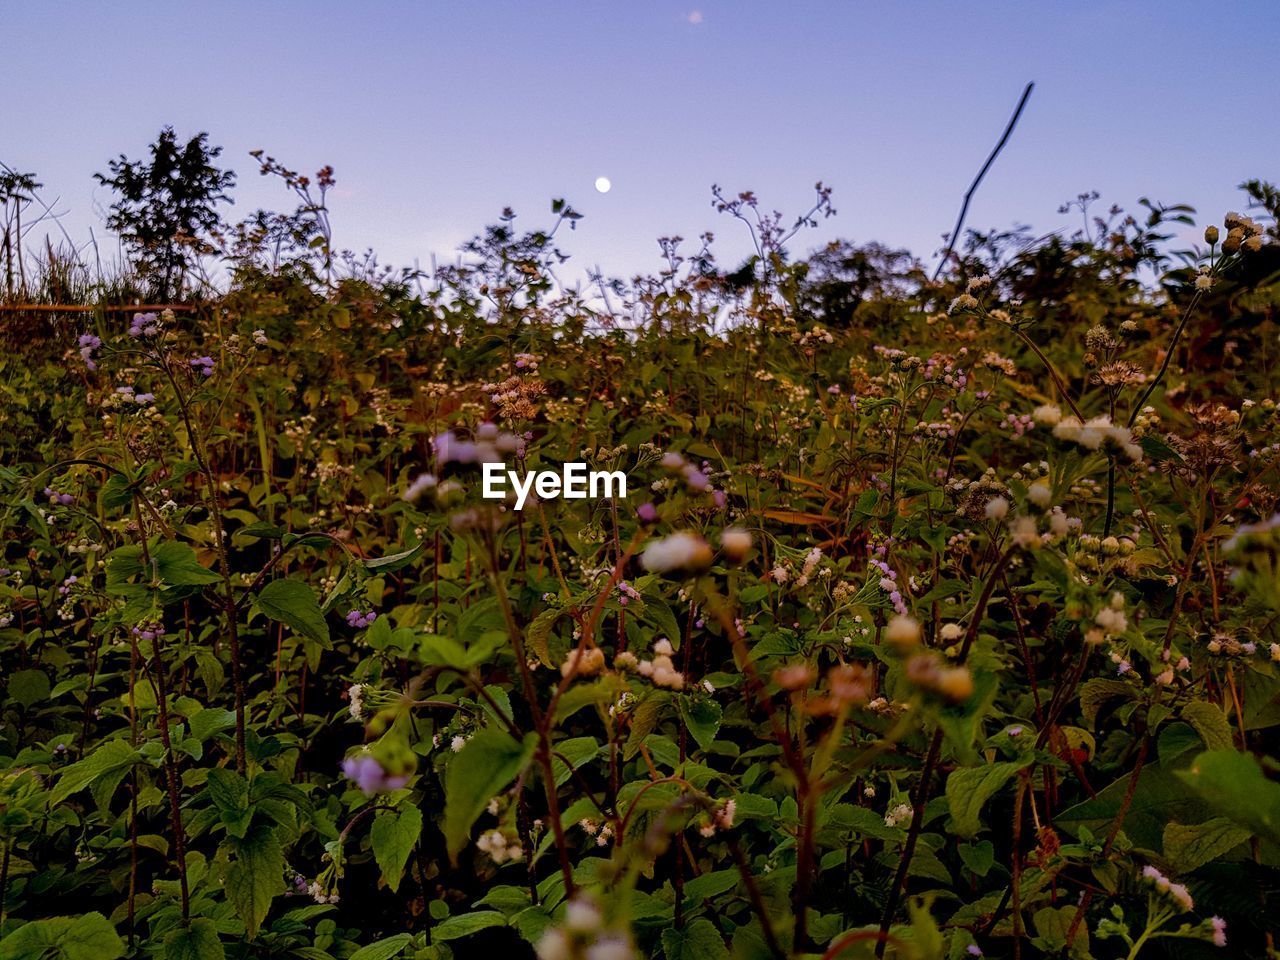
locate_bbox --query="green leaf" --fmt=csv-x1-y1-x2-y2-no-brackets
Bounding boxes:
152,541,221,586
364,543,423,571
188,707,236,743
225,824,285,939
661,917,728,960
1078,678,1135,729
432,911,507,941
1163,818,1251,873
255,579,330,646
7,669,50,707
682,868,739,903
678,698,722,753
550,736,599,787
51,740,139,807
349,934,413,960
206,768,252,838
163,918,224,960
945,759,1029,837
958,840,995,877
371,804,422,893
443,729,537,863
1031,905,1089,958
1177,749,1280,846
1058,766,1209,849
1180,701,1235,751
99,474,134,511
0,913,126,960
59,913,125,960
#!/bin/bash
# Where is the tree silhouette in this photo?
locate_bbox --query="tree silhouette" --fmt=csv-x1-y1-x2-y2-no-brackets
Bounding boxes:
95,127,235,300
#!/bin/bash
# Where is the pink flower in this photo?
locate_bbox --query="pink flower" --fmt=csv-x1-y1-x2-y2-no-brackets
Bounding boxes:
341,753,409,795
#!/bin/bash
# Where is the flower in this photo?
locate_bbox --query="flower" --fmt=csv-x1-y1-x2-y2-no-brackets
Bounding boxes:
341,752,409,795
985,496,1009,521
345,609,377,629
561,646,605,678
884,802,913,827
1210,916,1227,948
636,502,658,523
885,615,921,650
128,312,161,338
640,532,713,574
403,473,437,502
1033,403,1062,426
78,334,102,370
720,527,752,561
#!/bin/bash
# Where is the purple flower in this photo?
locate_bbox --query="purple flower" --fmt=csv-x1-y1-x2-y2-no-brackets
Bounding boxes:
78,334,102,371
190,356,215,377
341,753,409,795
346,610,377,629
433,431,477,465
683,465,709,492
636,502,658,524
128,312,160,338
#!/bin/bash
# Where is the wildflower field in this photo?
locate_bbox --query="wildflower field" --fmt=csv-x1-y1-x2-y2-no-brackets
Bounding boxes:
2,151,1279,960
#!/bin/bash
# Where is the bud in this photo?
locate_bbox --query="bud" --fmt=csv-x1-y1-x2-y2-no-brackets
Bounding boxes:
1223,227,1244,254
1204,225,1219,245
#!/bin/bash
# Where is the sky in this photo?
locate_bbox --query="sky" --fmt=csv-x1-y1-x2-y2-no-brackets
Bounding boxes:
5,1,1279,288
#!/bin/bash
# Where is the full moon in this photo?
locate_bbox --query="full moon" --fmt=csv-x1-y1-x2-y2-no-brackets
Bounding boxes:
594,176,612,194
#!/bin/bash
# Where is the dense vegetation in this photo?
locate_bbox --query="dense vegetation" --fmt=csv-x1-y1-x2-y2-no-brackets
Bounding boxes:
2,137,1279,960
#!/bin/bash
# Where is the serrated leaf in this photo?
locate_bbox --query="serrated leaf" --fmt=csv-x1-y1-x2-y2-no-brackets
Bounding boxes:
371,804,422,893
152,541,221,586
945,759,1030,837
1163,818,1251,873
432,911,506,941
443,729,536,863
163,918,224,960
255,579,330,646
51,740,139,807
225,824,285,939
1180,700,1235,751
661,916,728,960
1177,749,1280,846
349,934,413,960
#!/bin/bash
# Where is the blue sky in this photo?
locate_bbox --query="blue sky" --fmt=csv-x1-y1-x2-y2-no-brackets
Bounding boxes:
6,1,1278,285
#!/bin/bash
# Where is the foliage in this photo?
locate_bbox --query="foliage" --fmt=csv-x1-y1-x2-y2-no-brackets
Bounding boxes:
0,161,1279,960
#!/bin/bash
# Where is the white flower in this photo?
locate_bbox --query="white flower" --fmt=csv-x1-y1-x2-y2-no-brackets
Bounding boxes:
940,623,963,641
564,897,603,933
535,928,571,960
885,615,921,648
720,527,753,560
1010,516,1039,548
985,496,1009,521
884,802,913,827
1095,607,1127,635
1032,403,1062,426
640,532,713,574
1027,481,1052,508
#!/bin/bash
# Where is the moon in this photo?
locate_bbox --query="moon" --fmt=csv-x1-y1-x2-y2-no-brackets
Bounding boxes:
594,176,612,194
